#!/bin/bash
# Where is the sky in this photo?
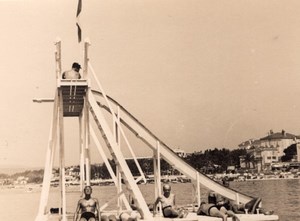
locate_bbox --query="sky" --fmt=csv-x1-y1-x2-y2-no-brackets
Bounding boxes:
1,0,300,168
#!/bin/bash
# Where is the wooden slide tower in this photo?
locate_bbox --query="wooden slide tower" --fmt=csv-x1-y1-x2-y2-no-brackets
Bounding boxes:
35,40,154,221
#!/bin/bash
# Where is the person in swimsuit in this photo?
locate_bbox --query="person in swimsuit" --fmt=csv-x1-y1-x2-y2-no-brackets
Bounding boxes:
74,186,100,221
74,186,117,221
153,184,188,218
197,202,240,221
208,191,273,215
229,197,274,215
62,62,82,79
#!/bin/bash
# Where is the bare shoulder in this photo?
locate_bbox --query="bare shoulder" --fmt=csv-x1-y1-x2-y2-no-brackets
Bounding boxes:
77,198,83,205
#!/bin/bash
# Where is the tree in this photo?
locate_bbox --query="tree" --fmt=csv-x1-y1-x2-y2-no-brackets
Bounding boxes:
230,149,247,168
243,152,255,169
282,144,297,162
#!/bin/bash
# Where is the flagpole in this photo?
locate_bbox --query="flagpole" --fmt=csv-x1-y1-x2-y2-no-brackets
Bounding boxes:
76,0,84,78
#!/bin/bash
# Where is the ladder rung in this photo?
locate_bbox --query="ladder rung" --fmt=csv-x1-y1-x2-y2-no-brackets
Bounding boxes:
62,91,86,96
63,101,84,105
63,95,85,98
63,105,84,109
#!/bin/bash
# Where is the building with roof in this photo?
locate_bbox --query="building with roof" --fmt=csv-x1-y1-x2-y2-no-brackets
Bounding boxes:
238,130,300,171
258,130,299,156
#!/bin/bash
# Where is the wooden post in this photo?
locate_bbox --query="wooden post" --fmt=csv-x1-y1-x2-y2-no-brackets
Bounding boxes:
58,90,67,221
84,97,91,186
115,106,123,212
153,141,162,216
235,193,240,204
196,172,201,208
35,93,59,220
79,115,85,193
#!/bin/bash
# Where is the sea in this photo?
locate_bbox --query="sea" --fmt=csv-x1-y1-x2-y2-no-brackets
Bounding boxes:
0,179,299,221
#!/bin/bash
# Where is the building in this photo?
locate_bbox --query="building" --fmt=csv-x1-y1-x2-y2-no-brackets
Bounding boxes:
297,143,300,162
258,130,299,157
239,130,300,171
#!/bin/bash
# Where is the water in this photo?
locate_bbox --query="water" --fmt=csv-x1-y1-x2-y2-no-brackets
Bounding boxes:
0,179,299,221
230,179,300,220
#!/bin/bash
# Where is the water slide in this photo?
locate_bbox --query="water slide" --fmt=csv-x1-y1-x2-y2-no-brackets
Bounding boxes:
90,90,253,204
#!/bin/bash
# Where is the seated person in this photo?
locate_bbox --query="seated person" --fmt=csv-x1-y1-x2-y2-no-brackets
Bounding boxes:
197,202,240,221
74,186,117,221
74,186,99,221
153,184,188,218
62,62,82,79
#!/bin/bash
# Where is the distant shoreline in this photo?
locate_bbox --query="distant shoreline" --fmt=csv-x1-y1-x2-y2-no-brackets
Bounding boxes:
1,175,299,192
0,167,43,175
241,176,300,182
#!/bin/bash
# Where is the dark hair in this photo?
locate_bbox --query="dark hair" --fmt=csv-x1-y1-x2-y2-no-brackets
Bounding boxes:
72,62,81,69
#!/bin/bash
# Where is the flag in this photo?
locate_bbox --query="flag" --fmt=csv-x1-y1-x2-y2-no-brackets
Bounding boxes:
76,0,82,43
76,23,82,43
76,0,82,17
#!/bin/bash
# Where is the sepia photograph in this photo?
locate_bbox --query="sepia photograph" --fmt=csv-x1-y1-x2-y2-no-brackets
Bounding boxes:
0,1,299,220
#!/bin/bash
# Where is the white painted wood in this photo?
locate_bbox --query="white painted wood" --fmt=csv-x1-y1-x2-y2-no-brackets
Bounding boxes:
58,90,67,221
36,92,59,220
90,127,131,211
79,115,85,194
88,90,153,220
84,99,91,186
196,172,201,208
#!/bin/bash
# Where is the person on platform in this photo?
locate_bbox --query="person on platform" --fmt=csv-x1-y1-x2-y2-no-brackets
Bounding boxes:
197,202,240,221
153,184,188,218
74,186,117,221
74,186,100,221
228,198,273,215
62,62,82,79
208,191,273,215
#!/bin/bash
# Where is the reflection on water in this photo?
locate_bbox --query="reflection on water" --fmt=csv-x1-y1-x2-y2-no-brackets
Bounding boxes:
0,179,299,221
